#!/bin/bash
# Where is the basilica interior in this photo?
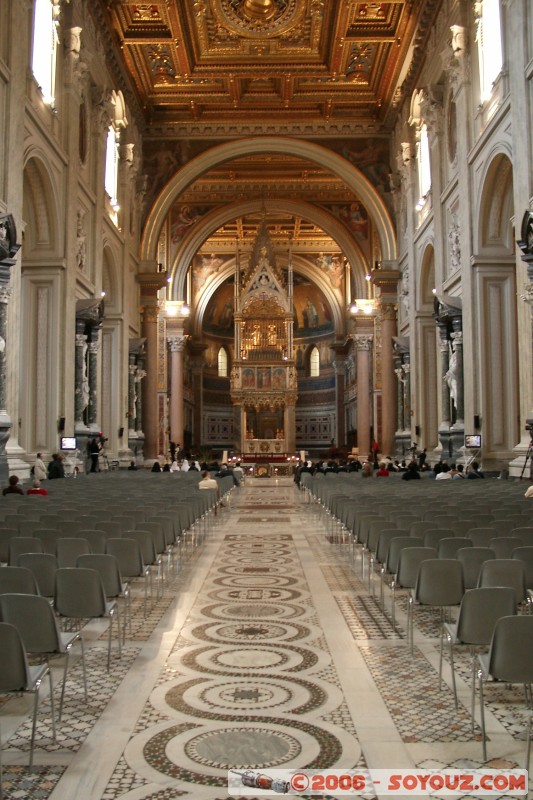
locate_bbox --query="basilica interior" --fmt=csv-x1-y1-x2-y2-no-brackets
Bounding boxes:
1,0,533,798
1,0,532,477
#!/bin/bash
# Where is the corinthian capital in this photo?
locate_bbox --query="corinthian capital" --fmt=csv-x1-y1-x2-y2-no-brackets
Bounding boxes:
352,334,373,351
168,335,188,352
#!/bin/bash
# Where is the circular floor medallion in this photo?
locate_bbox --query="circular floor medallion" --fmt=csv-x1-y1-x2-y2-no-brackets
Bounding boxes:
185,727,301,769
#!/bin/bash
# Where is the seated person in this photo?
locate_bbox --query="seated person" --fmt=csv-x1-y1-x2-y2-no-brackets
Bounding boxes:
27,479,48,496
3,474,24,495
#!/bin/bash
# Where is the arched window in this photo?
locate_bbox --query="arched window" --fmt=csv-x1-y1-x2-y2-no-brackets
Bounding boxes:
32,0,58,105
310,346,320,377
218,347,228,377
476,0,503,101
417,124,431,202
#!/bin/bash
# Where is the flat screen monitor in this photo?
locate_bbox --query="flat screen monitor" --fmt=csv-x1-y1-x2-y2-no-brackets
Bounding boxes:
60,436,77,451
465,434,481,449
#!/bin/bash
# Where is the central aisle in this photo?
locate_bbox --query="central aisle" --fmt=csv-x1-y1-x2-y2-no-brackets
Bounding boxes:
44,477,521,800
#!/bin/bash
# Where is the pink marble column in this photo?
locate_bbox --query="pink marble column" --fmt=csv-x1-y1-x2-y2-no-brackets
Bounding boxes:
138,272,167,460
353,335,373,458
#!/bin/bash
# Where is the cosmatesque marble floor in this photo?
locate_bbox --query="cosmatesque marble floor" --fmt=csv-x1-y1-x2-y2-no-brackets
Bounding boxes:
1,478,530,799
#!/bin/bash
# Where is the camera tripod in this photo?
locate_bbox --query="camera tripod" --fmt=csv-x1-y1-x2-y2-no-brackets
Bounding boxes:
519,437,533,480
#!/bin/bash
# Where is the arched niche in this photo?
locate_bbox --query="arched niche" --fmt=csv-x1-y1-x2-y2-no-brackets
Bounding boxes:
475,150,514,254
22,155,60,257
141,137,396,264
102,245,119,313
419,243,436,311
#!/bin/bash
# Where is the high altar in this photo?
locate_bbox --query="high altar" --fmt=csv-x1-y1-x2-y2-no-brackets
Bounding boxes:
230,221,297,454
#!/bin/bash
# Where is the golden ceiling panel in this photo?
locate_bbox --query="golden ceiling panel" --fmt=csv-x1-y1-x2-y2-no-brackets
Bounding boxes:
101,0,437,130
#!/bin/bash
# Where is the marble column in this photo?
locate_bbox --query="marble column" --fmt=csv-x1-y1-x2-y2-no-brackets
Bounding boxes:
74,331,88,425
128,361,136,434
438,326,451,427
0,287,11,413
395,368,405,431
403,362,411,426
87,335,99,428
135,369,146,433
353,335,373,458
140,304,159,459
380,303,397,455
451,327,464,425
168,334,187,447
333,358,346,447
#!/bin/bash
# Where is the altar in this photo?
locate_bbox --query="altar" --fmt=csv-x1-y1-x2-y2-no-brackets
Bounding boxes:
243,438,286,455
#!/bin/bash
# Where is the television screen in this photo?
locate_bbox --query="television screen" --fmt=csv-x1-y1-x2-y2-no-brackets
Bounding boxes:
60,436,77,451
465,434,481,449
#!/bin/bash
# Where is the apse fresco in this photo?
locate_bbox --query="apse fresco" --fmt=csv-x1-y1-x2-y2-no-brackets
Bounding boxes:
204,282,234,335
203,280,333,338
293,284,334,337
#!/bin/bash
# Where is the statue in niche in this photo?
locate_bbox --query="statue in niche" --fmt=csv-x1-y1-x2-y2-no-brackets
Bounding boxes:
81,343,90,410
401,268,409,315
445,342,458,406
76,210,87,271
449,215,461,273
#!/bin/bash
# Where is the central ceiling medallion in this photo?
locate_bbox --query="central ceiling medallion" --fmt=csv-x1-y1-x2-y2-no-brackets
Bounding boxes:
218,0,299,36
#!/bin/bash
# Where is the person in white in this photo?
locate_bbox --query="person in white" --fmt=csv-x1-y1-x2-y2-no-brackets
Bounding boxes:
435,464,453,480
33,452,47,481
198,470,221,513
180,458,190,472
233,461,244,485
170,460,180,472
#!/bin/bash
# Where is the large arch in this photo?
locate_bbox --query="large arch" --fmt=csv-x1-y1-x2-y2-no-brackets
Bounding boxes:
141,137,397,264
168,198,370,302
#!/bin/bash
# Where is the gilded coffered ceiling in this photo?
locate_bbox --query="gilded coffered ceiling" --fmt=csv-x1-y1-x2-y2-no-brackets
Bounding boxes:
101,0,439,133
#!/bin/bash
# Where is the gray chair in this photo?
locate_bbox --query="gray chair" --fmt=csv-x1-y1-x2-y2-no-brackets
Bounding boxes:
510,527,533,547
458,547,496,590
437,537,473,559
17,552,58,598
76,530,107,554
442,586,516,721
488,536,524,559
124,529,162,597
513,546,533,590
477,558,530,608
0,529,18,564
94,521,124,539
77,553,131,641
391,546,437,632
8,536,43,565
423,529,455,549
0,566,39,595
0,622,52,769
0,592,86,721
467,528,496,547
54,567,120,670
56,537,91,568
477,615,533,767
106,538,151,617
17,519,43,537
34,528,62,555
408,558,464,654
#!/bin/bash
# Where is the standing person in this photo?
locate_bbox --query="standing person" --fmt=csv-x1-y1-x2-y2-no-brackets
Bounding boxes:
372,439,380,467
33,452,47,481
48,453,65,479
418,447,427,470
88,437,100,473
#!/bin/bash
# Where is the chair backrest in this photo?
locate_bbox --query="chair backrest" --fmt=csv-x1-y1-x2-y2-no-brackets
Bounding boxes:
0,566,39,595
513,546,533,589
56,537,91,568
17,519,43,537
385,537,424,574
54,567,107,618
457,547,496,590
396,547,437,589
0,622,32,692
0,528,18,562
76,553,123,597
488,537,524,559
95,521,124,538
510,528,533,547
140,521,165,553
454,587,517,646
34,528,61,555
8,536,43,565
410,521,428,539
17,552,58,597
375,530,409,565
437,537,473,559
125,529,157,565
478,558,527,605
38,515,62,530
423,529,455,549
467,528,496,547
0,593,61,653
487,615,533,683
415,559,464,606
77,530,107,554
106,538,145,577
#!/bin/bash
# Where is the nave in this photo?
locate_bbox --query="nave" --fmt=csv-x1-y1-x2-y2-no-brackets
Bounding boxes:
1,476,532,799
